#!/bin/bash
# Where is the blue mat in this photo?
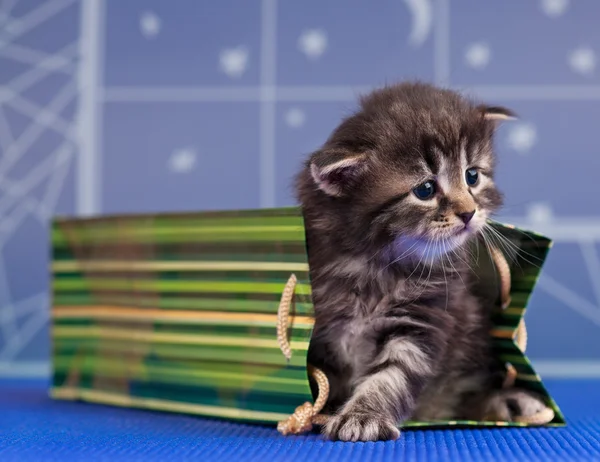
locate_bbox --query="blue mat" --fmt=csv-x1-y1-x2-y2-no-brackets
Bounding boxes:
1,379,600,461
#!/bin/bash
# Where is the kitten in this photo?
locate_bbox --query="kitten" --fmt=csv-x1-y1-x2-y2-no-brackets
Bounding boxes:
295,81,548,442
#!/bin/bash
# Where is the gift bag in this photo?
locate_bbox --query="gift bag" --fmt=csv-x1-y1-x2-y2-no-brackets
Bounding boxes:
50,207,565,432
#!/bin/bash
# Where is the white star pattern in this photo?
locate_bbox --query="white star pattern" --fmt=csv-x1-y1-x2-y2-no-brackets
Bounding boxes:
298,29,328,60
507,123,537,154
464,42,491,70
284,108,306,128
219,47,249,78
527,202,554,223
568,47,596,76
540,0,570,18
140,11,161,39
169,147,197,173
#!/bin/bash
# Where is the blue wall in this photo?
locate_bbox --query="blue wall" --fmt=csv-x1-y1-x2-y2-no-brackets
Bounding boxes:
0,0,599,376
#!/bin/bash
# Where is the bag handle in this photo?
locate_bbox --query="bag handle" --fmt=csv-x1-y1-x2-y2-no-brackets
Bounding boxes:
486,242,527,386
276,273,330,435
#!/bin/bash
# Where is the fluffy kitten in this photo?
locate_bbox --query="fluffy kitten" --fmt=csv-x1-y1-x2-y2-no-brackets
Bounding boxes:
295,81,548,442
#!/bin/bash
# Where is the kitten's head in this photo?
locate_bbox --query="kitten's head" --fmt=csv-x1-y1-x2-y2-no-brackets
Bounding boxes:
298,82,515,262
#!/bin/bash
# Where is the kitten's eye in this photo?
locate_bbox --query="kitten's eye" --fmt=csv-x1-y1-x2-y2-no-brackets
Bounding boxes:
465,168,479,186
413,180,436,200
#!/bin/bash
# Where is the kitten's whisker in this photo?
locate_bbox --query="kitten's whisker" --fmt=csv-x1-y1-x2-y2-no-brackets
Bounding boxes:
367,243,420,288
404,239,430,283
366,240,420,286
393,240,421,262
413,238,438,302
379,240,420,273
444,245,460,279
440,240,449,312
366,246,385,264
457,245,478,279
484,226,519,264
485,224,541,269
448,246,470,287
479,230,498,284
416,238,438,293
406,238,435,303
450,244,472,270
484,227,520,270
421,244,436,296
487,224,542,264
413,244,431,289
462,241,477,264
458,238,479,276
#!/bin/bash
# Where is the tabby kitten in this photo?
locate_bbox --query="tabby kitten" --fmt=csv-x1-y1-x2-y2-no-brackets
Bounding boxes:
295,81,549,442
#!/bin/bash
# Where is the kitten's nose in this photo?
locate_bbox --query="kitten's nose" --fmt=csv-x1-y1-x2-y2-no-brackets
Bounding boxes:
458,210,475,224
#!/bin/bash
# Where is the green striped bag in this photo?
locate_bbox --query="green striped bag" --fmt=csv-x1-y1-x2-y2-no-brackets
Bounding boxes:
50,206,565,432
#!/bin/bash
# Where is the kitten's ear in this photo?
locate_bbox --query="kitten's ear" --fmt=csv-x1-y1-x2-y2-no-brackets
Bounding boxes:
478,105,518,123
309,149,368,197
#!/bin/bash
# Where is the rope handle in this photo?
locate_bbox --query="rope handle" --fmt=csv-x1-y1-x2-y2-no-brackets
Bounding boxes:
487,243,527,387
276,273,296,361
275,273,330,435
275,239,552,435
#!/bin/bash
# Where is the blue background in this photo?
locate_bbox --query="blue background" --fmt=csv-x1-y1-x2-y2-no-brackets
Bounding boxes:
0,0,599,377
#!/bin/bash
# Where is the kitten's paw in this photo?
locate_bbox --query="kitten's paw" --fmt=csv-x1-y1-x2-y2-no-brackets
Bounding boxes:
483,389,554,424
323,413,400,442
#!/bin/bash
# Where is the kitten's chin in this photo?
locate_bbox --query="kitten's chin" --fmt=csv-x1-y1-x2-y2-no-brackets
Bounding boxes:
392,229,476,264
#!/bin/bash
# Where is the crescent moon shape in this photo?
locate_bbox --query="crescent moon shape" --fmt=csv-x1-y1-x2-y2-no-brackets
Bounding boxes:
403,0,433,47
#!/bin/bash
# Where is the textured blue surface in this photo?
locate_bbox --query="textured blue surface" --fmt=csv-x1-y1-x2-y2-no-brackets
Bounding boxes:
1,379,599,461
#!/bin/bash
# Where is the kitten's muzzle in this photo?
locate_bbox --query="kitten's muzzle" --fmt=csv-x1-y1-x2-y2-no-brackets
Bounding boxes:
457,210,475,225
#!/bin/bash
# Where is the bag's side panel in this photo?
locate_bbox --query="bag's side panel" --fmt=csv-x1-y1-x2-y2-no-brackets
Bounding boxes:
50,207,315,424
487,222,566,426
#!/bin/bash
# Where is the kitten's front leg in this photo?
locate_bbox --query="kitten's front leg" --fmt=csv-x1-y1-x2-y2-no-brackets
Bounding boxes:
323,363,408,442
323,308,445,442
